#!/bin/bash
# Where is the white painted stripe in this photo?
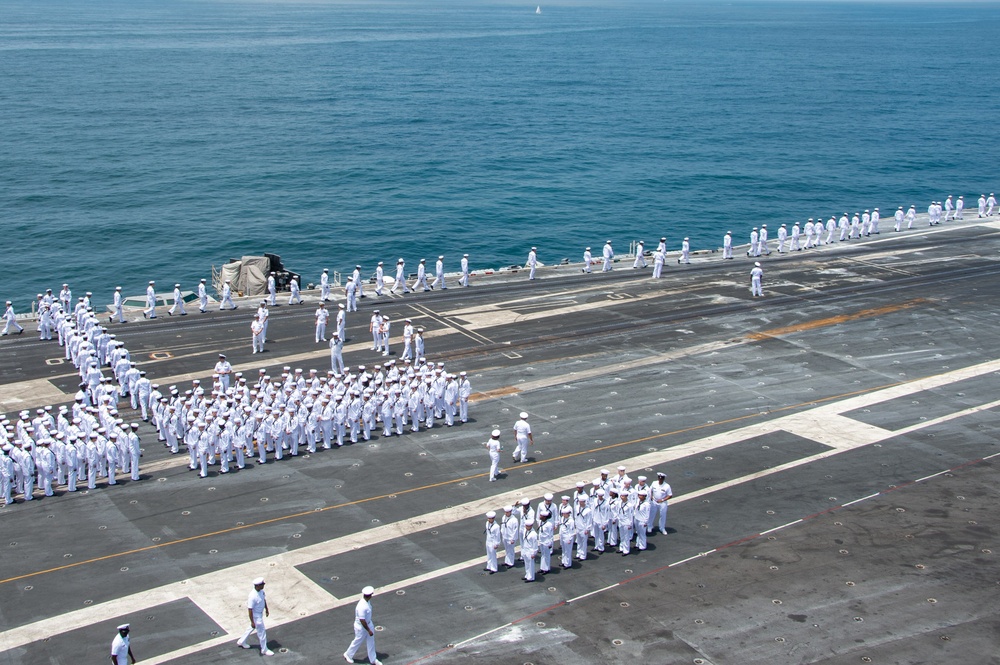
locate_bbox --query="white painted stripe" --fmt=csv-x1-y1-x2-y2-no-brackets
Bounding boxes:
914,471,948,483
760,520,803,535
841,493,880,507
453,623,515,649
567,583,619,604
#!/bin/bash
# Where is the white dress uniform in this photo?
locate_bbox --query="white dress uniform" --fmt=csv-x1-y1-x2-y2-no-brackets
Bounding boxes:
432,256,446,289
391,259,410,294
955,196,964,220
511,413,532,463
168,284,186,315
112,288,125,323
632,241,646,268
2,302,24,335
110,625,133,665
484,513,501,572
143,282,156,319
198,279,209,312
220,280,237,310
526,248,537,280
500,508,519,567
650,474,673,534
723,230,734,259
237,579,272,655
413,260,430,291
484,430,501,480
374,263,384,295
287,277,301,305
987,194,996,216
602,241,614,271
522,521,538,581
320,269,331,301
315,306,329,342
678,238,690,264
652,248,665,277
344,588,379,665
582,247,593,273
267,273,277,305
750,263,763,297
459,254,470,286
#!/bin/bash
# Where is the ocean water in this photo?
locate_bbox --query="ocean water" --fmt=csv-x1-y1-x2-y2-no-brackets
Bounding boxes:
3,0,999,307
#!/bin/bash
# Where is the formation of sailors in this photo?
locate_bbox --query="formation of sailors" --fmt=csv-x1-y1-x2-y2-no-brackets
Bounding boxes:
151,357,473,478
484,466,673,581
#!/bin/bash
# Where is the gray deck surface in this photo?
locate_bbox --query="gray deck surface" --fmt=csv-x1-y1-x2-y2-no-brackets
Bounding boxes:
1,216,998,665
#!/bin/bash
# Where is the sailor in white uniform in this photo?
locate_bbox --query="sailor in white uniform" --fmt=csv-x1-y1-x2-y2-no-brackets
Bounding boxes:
329,332,345,374
352,265,364,299
343,586,381,665
484,511,501,573
632,240,646,268
3,301,24,336
197,278,209,312
747,227,758,257
413,259,430,291
484,428,502,481
750,262,764,297
906,205,917,229
214,354,232,392
459,254,470,287
143,281,157,319
979,195,987,218
345,277,358,312
526,247,537,280
59,283,72,312
776,224,787,253
678,237,690,264
944,195,954,221
112,287,125,323
432,255,446,289
894,206,905,232
391,258,410,294
168,284,186,316
652,247,665,278
650,471,673,534
287,277,301,305
987,193,996,216
511,412,533,463
602,240,614,271
374,262,384,296
220,279,236,310
315,303,329,342
237,577,273,656
265,272,276,306
759,224,770,254
110,624,136,665
582,247,593,273
955,196,964,220
522,519,538,581
320,268,331,301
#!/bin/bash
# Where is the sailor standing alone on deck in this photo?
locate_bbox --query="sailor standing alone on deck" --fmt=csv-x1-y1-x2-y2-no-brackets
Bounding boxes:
237,577,273,656
512,412,533,463
484,428,502,481
750,262,764,297
344,586,381,665
110,624,137,665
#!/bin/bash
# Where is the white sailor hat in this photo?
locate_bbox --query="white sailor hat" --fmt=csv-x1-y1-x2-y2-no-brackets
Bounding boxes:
638,489,648,495
201,278,207,282
174,283,180,287
149,281,155,284
438,255,444,259
600,469,609,475
684,237,689,241
398,258,404,262
253,577,265,585
531,246,536,251
503,505,513,512
560,505,572,514
637,475,647,482
362,586,375,596
575,481,585,488
463,253,469,257
377,261,383,265
520,498,530,506
660,237,666,241
657,471,666,478
338,303,345,308
592,479,601,486
420,258,426,262
115,286,121,290
519,411,528,419
524,518,534,527
560,495,570,501
491,429,501,437
617,466,626,471
585,246,591,251
754,262,761,267
543,493,553,501
606,239,612,243
117,624,130,631
596,488,606,496
486,511,496,519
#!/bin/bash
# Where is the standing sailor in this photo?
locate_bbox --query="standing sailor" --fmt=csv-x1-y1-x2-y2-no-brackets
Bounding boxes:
198,278,209,312
343,586,381,665
511,412,533,464
906,205,917,229
776,223,787,253
267,272,277,306
329,332,345,374
236,577,273,656
955,196,964,220
484,428,502,482
320,268,331,301
110,624,137,665
215,354,232,392
315,303,329,342
650,471,673,534
526,247,537,280
602,240,614,271
632,240,646,268
345,277,358,312
760,224,770,254
336,303,346,340
987,193,996,216
652,245,665,278
582,247,593,273
483,511,501,573
413,259,430,292
287,277,301,305
750,262,764,297
894,206,905,232
374,262,384,296
723,230,734,259
979,195,987,218
112,287,125,323
352,265,364,299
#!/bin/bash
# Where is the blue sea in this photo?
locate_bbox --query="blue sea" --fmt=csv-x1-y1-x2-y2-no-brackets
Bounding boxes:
3,0,999,307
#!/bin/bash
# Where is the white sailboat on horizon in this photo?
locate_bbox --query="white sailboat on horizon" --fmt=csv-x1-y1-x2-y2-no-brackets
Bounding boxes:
536,6,541,14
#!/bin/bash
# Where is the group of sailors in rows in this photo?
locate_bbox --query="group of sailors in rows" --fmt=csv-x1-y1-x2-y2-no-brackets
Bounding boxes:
150,357,473,478
484,464,674,581
1,402,142,504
